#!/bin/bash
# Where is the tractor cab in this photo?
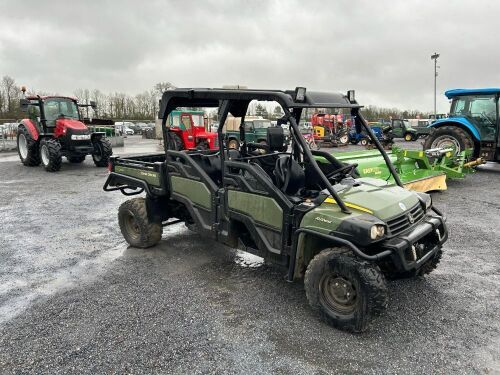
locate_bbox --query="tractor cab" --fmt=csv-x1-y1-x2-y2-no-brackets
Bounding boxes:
166,110,218,150
425,88,500,161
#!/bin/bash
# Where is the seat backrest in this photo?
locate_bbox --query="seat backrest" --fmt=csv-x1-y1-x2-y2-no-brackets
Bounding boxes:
274,156,305,195
267,126,284,152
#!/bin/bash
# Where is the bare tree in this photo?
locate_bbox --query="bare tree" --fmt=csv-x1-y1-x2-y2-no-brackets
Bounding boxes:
2,76,17,114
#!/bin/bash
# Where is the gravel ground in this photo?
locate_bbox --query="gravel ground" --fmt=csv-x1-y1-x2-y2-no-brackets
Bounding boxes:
0,138,499,374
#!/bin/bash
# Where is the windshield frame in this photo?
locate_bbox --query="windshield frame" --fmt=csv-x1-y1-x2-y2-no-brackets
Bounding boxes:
43,98,80,122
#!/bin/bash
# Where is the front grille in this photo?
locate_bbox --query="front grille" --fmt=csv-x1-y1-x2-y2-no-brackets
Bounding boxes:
387,203,425,236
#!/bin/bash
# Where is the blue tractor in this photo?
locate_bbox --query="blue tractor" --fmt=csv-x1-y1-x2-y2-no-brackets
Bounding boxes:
424,88,500,162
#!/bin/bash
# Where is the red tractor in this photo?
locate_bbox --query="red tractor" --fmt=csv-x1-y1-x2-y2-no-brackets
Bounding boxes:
165,110,218,150
17,92,112,172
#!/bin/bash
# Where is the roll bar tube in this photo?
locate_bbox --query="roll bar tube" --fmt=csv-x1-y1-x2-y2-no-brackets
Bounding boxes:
356,112,404,187
284,108,351,214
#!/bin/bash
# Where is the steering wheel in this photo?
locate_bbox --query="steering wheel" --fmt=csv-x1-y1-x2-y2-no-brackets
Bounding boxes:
326,163,358,181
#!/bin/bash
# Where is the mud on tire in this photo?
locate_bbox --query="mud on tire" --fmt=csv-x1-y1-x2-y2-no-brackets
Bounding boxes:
92,137,112,167
118,198,163,248
304,248,388,332
17,126,41,166
40,138,62,172
417,247,443,276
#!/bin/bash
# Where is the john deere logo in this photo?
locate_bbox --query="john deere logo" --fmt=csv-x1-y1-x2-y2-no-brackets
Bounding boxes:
408,213,415,224
399,202,407,211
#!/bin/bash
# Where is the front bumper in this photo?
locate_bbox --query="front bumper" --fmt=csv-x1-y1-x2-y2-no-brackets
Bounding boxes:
381,214,447,272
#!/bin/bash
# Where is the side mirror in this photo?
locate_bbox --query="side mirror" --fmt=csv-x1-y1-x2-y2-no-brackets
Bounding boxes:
20,98,30,112
90,101,97,110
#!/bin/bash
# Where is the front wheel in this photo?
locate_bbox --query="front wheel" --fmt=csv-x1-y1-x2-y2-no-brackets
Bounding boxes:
17,126,41,166
404,133,413,142
338,133,349,145
92,137,112,167
423,125,474,155
304,248,388,332
360,139,368,146
118,198,163,248
40,138,62,172
227,139,239,150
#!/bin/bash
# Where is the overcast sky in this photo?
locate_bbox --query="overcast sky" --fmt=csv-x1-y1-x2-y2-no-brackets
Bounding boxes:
1,0,499,112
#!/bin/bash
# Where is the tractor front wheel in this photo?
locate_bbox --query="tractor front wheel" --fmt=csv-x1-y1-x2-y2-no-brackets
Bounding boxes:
423,126,474,155
304,248,388,332
17,126,41,166
92,137,112,167
118,198,163,248
404,133,413,142
167,132,184,151
40,138,62,172
360,139,368,146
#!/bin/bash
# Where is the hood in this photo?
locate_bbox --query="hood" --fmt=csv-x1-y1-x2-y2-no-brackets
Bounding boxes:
55,118,88,130
325,177,419,220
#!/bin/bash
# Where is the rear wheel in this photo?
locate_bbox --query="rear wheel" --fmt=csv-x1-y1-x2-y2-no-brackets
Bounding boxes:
167,132,184,151
68,155,86,163
423,126,474,155
118,198,162,248
17,126,40,166
40,138,62,172
304,248,388,332
338,132,349,145
92,137,112,167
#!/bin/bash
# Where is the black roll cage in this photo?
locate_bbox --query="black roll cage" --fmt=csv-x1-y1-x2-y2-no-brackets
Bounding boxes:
159,88,403,213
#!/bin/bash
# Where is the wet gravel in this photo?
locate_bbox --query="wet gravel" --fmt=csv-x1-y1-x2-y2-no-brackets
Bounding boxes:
0,140,499,374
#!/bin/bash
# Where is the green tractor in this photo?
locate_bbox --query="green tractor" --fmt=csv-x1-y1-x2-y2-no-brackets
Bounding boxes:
104,87,448,332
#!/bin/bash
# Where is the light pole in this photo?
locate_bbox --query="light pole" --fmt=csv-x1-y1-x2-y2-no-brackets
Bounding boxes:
431,52,440,120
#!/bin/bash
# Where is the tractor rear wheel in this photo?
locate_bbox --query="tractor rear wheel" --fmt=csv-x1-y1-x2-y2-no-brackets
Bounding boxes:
118,198,162,248
304,248,388,332
167,132,184,151
92,138,112,167
424,126,474,154
40,138,62,172
17,126,41,166
68,155,86,163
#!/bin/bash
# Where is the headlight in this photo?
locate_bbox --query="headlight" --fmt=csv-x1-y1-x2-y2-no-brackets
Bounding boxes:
425,196,432,210
416,192,432,210
370,225,385,240
71,134,91,140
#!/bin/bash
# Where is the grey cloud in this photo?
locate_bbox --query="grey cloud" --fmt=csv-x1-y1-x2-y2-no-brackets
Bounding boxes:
1,0,499,112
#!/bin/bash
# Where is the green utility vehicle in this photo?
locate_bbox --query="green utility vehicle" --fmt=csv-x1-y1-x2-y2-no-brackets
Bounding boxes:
104,87,448,332
390,119,418,141
225,116,290,150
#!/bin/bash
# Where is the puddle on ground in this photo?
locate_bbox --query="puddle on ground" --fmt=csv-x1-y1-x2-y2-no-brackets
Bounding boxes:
234,250,265,269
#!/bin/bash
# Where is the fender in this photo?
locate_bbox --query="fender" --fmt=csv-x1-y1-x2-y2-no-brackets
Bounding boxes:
429,118,481,141
19,119,39,140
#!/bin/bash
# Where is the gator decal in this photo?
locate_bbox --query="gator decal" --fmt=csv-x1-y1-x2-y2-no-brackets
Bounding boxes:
227,190,283,229
115,165,161,186
170,176,211,209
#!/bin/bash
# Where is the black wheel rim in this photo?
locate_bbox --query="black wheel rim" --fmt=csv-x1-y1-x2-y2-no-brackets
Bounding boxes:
319,273,358,315
123,210,140,240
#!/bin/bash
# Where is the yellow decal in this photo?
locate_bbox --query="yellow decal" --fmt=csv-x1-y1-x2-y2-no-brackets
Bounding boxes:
323,198,373,214
362,167,382,175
